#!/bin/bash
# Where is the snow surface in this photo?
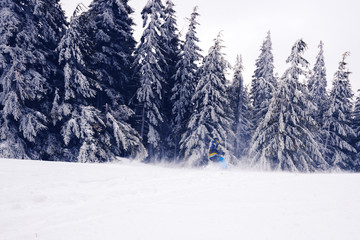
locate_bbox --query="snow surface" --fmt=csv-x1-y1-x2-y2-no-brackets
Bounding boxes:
1,158,360,240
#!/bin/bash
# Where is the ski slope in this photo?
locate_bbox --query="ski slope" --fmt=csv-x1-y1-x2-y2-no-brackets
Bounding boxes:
1,158,360,240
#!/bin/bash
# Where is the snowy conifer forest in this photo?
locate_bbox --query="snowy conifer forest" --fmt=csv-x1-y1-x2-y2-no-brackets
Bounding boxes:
1,0,360,173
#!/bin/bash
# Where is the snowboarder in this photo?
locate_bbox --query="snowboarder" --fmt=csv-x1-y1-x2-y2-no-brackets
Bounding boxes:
208,137,227,169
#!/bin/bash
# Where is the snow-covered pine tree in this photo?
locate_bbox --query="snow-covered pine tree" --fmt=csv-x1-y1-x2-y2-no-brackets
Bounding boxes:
306,41,329,159
56,14,104,162
32,0,68,160
0,0,66,159
162,1,180,82
308,41,328,125
323,52,356,170
249,39,328,172
352,90,360,171
228,55,252,161
250,31,276,128
180,33,234,166
87,0,136,107
133,0,167,160
56,13,146,163
171,6,202,161
159,0,180,160
86,0,146,160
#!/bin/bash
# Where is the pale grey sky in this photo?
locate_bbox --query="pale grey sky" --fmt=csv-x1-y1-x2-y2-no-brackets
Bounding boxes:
60,0,360,93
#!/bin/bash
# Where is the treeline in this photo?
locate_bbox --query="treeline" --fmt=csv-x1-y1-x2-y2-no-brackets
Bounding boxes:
0,0,359,172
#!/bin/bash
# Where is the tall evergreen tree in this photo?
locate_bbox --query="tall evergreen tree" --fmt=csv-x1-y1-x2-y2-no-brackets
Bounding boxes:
0,0,66,159
161,0,180,107
87,0,137,107
250,31,276,127
308,41,328,124
180,33,234,166
33,0,68,160
55,11,146,163
159,0,180,159
171,6,202,160
249,40,328,172
56,14,105,162
88,0,145,160
352,90,360,171
133,0,167,160
228,55,252,161
307,41,328,159
323,52,356,170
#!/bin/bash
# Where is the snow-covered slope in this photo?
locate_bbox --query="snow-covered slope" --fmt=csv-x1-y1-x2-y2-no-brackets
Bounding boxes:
1,158,360,240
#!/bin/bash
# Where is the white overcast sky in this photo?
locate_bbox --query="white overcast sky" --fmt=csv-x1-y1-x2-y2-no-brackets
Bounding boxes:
60,0,360,93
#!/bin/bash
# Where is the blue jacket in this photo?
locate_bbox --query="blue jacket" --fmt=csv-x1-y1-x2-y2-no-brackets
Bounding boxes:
208,139,224,158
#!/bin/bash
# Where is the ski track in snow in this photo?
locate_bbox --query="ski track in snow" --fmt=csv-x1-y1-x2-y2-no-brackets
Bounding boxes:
1,158,360,240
